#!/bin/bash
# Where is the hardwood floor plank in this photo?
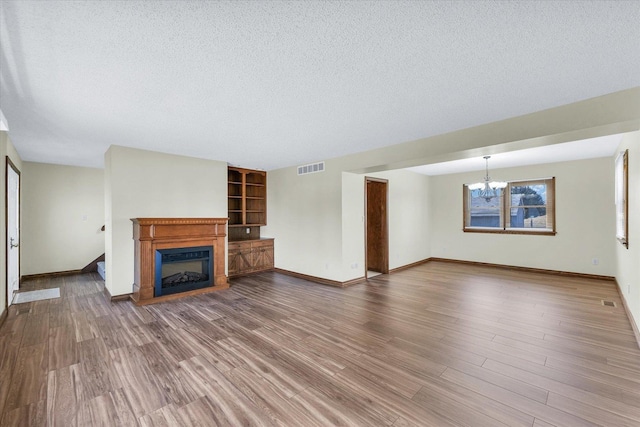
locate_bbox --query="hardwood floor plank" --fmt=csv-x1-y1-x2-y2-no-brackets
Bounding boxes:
0,328,22,416
46,365,79,427
21,312,50,347
76,388,139,427
178,355,276,426
547,392,639,427
48,325,79,370
482,358,640,422
109,345,170,418
0,399,47,427
138,404,182,427
3,343,48,413
224,365,326,427
440,366,600,427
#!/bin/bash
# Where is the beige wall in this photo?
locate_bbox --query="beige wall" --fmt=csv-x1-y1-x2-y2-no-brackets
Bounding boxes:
104,146,227,296
615,131,640,336
0,132,23,317
429,157,615,275
265,88,639,283
339,169,431,280
21,162,104,275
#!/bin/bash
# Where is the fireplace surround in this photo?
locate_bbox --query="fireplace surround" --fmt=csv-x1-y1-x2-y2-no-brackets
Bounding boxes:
131,218,228,305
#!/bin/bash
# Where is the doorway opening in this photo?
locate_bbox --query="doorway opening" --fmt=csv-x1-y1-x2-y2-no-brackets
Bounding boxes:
6,157,20,306
365,177,388,278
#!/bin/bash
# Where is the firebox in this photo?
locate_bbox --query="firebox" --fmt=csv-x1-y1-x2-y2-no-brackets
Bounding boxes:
154,246,213,297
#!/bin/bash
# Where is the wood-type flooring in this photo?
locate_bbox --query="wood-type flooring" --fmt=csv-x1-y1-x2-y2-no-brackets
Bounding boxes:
1,261,639,426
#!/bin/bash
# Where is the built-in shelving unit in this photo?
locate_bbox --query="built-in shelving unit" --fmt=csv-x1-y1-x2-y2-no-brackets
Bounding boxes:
227,166,274,277
227,167,267,227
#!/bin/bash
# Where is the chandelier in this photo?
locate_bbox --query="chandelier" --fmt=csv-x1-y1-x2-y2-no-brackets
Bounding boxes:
468,156,507,201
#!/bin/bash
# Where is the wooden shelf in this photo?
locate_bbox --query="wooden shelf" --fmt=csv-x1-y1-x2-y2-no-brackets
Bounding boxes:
228,166,267,227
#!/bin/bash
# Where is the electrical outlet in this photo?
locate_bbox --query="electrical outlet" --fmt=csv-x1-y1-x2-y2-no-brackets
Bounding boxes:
592,258,599,266
246,228,250,234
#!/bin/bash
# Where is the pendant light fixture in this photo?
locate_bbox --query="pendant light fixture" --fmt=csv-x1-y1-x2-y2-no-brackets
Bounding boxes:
468,156,507,202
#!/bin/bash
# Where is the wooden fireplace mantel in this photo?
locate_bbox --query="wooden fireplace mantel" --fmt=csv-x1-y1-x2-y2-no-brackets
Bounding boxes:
131,217,228,305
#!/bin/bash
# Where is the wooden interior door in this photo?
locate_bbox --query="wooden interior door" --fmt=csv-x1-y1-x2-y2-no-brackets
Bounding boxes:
366,178,388,275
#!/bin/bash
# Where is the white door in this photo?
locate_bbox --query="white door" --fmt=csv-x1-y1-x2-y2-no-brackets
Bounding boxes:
7,160,19,305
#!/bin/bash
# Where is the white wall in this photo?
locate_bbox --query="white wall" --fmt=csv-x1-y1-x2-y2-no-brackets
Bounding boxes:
615,131,640,335
104,146,227,296
21,162,104,275
430,157,615,276
0,132,22,316
265,89,637,282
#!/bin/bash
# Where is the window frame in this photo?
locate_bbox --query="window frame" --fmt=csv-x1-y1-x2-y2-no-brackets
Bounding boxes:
615,150,629,248
463,177,556,236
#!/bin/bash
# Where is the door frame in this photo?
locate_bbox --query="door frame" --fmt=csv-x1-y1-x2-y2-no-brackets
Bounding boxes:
5,156,20,307
364,177,389,278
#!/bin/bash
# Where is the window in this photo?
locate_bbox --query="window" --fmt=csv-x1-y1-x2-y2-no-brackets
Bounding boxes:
463,177,555,235
615,150,628,248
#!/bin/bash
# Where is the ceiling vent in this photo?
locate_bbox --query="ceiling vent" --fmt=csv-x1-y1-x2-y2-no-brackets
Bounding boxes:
297,161,325,176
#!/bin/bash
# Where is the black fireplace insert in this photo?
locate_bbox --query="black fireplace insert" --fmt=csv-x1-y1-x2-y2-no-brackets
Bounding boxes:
154,246,213,297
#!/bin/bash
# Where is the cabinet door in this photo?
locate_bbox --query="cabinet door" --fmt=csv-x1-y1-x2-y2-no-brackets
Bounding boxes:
251,242,274,271
228,245,252,276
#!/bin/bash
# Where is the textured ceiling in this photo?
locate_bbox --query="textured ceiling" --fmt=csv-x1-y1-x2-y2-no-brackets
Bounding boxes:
1,1,639,171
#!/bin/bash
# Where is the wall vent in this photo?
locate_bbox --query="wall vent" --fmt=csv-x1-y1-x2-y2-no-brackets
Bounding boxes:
297,161,325,176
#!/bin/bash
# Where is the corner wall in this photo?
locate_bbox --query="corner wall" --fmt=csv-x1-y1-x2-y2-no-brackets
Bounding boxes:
21,162,104,275
0,131,22,316
104,146,228,297
615,131,640,336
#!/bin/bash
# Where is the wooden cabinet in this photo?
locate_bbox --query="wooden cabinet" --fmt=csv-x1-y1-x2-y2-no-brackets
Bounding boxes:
228,167,266,227
228,239,274,277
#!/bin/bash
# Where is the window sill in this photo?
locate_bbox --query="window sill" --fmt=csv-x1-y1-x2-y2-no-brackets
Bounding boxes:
464,228,556,236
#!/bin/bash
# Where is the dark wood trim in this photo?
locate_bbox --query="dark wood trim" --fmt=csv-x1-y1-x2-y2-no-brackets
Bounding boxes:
21,269,82,282
388,258,431,274
428,257,615,281
274,268,365,288
81,253,105,273
615,278,640,350
0,307,7,330
5,156,20,313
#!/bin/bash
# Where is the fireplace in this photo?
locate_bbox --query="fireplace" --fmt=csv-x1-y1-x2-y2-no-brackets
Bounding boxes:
155,246,213,296
131,218,228,305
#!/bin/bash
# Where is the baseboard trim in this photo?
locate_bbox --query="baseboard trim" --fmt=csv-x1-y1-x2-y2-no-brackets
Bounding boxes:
615,279,640,350
21,269,82,282
389,258,431,274
428,258,615,282
274,268,366,288
103,286,131,302
0,307,8,330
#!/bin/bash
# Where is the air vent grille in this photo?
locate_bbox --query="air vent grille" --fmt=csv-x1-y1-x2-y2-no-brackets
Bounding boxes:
601,300,616,307
297,161,325,176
